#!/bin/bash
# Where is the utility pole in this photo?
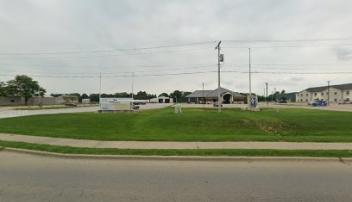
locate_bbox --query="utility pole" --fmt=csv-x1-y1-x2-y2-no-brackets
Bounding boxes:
202,82,205,106
327,80,330,105
248,48,252,108
249,48,252,97
99,72,102,106
263,88,266,102
215,41,222,112
131,72,135,99
265,82,268,105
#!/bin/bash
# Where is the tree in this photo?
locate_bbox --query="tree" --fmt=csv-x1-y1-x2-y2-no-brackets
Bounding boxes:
50,93,63,97
279,90,288,102
170,90,182,102
89,93,99,103
81,93,89,99
6,75,46,105
159,93,169,97
114,92,130,98
36,87,46,97
169,90,192,103
0,82,6,96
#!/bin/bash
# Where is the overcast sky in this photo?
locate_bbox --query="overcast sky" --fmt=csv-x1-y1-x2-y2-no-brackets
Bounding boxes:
1,0,352,95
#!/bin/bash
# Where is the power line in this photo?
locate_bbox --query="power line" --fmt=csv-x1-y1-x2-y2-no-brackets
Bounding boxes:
1,63,220,75
2,37,352,56
3,60,352,76
222,37,352,43
0,41,217,56
2,70,352,79
223,70,352,75
223,44,352,49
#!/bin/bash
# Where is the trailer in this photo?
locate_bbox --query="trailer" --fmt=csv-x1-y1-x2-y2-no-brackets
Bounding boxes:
99,98,137,112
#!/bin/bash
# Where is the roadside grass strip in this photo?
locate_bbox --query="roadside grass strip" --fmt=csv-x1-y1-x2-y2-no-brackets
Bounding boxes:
1,140,352,157
0,108,352,142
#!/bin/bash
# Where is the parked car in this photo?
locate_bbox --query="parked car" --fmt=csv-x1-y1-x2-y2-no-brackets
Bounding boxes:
309,99,327,107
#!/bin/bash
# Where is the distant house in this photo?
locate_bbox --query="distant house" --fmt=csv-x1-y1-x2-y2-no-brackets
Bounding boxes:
150,96,173,103
0,97,24,106
296,83,352,104
186,87,245,104
0,95,79,106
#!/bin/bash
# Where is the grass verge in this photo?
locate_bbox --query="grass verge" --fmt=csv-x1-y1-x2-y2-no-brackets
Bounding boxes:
1,108,352,142
1,140,352,157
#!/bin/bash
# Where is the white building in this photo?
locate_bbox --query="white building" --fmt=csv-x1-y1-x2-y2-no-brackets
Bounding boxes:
296,83,352,104
150,96,173,103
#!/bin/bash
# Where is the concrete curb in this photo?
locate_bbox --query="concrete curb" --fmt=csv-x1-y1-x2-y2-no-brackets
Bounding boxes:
2,147,352,163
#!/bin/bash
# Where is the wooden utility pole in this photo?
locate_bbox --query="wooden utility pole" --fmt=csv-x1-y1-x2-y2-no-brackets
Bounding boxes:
202,82,205,106
215,41,222,112
99,72,102,106
265,82,268,105
131,72,135,99
327,80,330,105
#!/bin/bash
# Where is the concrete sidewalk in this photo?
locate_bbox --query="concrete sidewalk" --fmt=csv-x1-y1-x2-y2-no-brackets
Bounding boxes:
1,133,352,150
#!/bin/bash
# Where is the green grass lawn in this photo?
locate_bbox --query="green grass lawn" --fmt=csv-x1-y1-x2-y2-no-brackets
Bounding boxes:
0,107,351,142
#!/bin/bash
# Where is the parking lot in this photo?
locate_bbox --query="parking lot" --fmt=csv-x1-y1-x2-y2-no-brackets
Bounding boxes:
0,103,172,119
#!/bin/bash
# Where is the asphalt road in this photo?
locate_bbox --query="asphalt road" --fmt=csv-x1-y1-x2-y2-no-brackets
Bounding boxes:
1,151,352,202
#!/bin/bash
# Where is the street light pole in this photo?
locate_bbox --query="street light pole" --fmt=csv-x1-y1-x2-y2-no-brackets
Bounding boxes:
327,80,330,105
99,72,102,107
248,48,252,108
215,41,222,112
202,82,205,107
249,48,252,98
131,72,135,99
265,82,268,105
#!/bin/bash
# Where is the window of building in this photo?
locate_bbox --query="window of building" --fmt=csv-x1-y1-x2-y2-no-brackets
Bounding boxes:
334,98,337,102
306,99,308,102
301,99,303,102
314,93,317,96
321,92,324,96
346,91,350,95
306,94,308,96
334,92,337,95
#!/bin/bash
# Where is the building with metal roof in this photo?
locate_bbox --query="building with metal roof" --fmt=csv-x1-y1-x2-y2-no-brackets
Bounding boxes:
186,87,245,104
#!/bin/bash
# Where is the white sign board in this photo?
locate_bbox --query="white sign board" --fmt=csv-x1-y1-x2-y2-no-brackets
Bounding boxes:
82,98,90,104
100,98,133,111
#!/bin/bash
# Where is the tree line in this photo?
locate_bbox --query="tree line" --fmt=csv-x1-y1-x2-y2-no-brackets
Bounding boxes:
51,90,192,103
51,91,157,103
0,75,46,105
257,90,296,102
1,75,194,104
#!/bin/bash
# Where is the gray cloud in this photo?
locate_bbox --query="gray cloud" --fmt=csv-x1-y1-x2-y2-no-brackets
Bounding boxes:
0,0,352,95
334,47,352,61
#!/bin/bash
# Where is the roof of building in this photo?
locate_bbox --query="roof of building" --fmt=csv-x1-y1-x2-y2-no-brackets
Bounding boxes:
186,90,213,98
186,87,244,98
305,83,352,92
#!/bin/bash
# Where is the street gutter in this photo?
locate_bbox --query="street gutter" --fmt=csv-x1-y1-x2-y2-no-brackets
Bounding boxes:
3,147,352,163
